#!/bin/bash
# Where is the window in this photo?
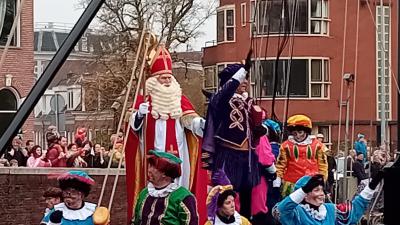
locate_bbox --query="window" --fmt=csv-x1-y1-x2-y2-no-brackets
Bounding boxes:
217,6,235,43
204,66,217,92
0,88,17,136
34,61,44,80
317,125,331,144
250,0,328,35
68,91,74,110
0,0,18,46
310,0,329,34
203,63,239,93
310,59,329,98
376,5,391,120
251,58,330,98
81,36,88,52
241,3,246,27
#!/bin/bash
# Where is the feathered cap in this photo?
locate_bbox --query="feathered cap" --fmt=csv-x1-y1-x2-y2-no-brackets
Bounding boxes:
262,119,282,134
149,44,173,77
218,64,243,87
147,150,182,179
57,170,95,197
206,169,236,223
287,114,312,133
293,175,324,192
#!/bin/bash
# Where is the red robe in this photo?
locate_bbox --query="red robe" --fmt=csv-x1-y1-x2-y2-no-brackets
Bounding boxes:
125,95,207,223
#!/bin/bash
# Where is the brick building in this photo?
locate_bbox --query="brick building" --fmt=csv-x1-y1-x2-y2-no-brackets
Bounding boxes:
0,0,34,140
0,167,127,225
202,0,398,150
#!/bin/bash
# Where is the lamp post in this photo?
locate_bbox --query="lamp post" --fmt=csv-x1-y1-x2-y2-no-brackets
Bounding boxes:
342,73,354,201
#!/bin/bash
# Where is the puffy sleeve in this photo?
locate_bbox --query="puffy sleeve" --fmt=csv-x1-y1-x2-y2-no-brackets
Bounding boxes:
180,95,201,130
178,195,199,225
276,144,289,179
131,95,145,131
336,186,373,224
210,78,240,109
276,188,306,224
241,216,252,225
317,143,328,181
41,209,54,223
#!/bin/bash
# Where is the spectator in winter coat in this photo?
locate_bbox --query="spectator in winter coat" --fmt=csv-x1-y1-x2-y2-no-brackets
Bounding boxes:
27,145,51,167
25,140,35,155
352,152,368,184
66,143,87,168
354,133,368,164
4,136,28,166
91,144,109,168
46,133,67,167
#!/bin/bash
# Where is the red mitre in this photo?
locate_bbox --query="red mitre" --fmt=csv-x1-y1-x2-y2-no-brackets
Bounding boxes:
149,44,172,77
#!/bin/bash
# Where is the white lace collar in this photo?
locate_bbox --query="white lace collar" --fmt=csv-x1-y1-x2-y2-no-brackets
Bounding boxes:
233,93,248,101
148,182,179,198
53,202,96,220
214,211,242,225
299,203,327,221
288,135,315,145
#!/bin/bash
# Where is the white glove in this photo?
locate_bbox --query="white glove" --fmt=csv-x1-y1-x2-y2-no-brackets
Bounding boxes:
191,117,205,137
265,164,277,173
137,102,149,118
273,177,282,188
232,67,247,83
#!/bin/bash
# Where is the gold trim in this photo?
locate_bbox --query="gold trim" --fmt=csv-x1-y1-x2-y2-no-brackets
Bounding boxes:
146,199,158,225
215,136,249,148
157,195,170,223
180,201,191,225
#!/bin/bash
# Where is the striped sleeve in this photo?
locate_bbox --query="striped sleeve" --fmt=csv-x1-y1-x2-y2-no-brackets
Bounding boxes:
178,195,199,225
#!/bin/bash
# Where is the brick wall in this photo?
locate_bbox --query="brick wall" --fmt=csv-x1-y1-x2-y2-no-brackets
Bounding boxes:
0,168,128,225
0,0,35,140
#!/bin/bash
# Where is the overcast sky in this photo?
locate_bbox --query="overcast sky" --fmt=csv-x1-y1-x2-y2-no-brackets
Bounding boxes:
34,0,216,51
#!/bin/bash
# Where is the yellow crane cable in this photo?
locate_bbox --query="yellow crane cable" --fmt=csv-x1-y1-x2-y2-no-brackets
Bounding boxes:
97,23,147,207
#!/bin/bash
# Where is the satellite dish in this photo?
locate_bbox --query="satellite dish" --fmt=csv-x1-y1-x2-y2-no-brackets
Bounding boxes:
50,94,66,112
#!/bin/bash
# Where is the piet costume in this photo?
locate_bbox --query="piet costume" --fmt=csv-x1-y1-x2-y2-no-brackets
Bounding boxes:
132,150,199,225
126,45,207,221
202,64,262,218
274,115,328,197
42,171,98,225
273,174,381,225
205,170,251,225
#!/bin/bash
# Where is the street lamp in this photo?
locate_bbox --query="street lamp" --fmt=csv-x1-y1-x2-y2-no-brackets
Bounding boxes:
342,72,354,201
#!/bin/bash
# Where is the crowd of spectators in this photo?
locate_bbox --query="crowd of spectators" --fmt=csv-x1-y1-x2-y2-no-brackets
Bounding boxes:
0,126,125,169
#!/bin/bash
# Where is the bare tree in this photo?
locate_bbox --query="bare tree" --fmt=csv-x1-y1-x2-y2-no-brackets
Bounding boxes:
72,0,214,132
79,0,217,49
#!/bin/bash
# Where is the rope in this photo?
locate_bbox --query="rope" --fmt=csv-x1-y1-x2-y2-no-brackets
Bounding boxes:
0,0,26,73
250,0,261,102
336,0,349,156
108,23,153,211
260,2,273,105
97,23,147,207
350,0,361,150
282,0,298,130
335,0,349,202
271,0,291,121
255,0,269,104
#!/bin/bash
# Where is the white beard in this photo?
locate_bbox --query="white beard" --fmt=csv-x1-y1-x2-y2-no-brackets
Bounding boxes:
146,76,182,120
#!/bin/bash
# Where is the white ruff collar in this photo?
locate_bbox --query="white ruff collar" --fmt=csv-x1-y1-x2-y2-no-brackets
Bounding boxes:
214,211,242,225
288,135,315,145
53,202,96,220
148,182,179,198
233,93,247,101
300,203,327,221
